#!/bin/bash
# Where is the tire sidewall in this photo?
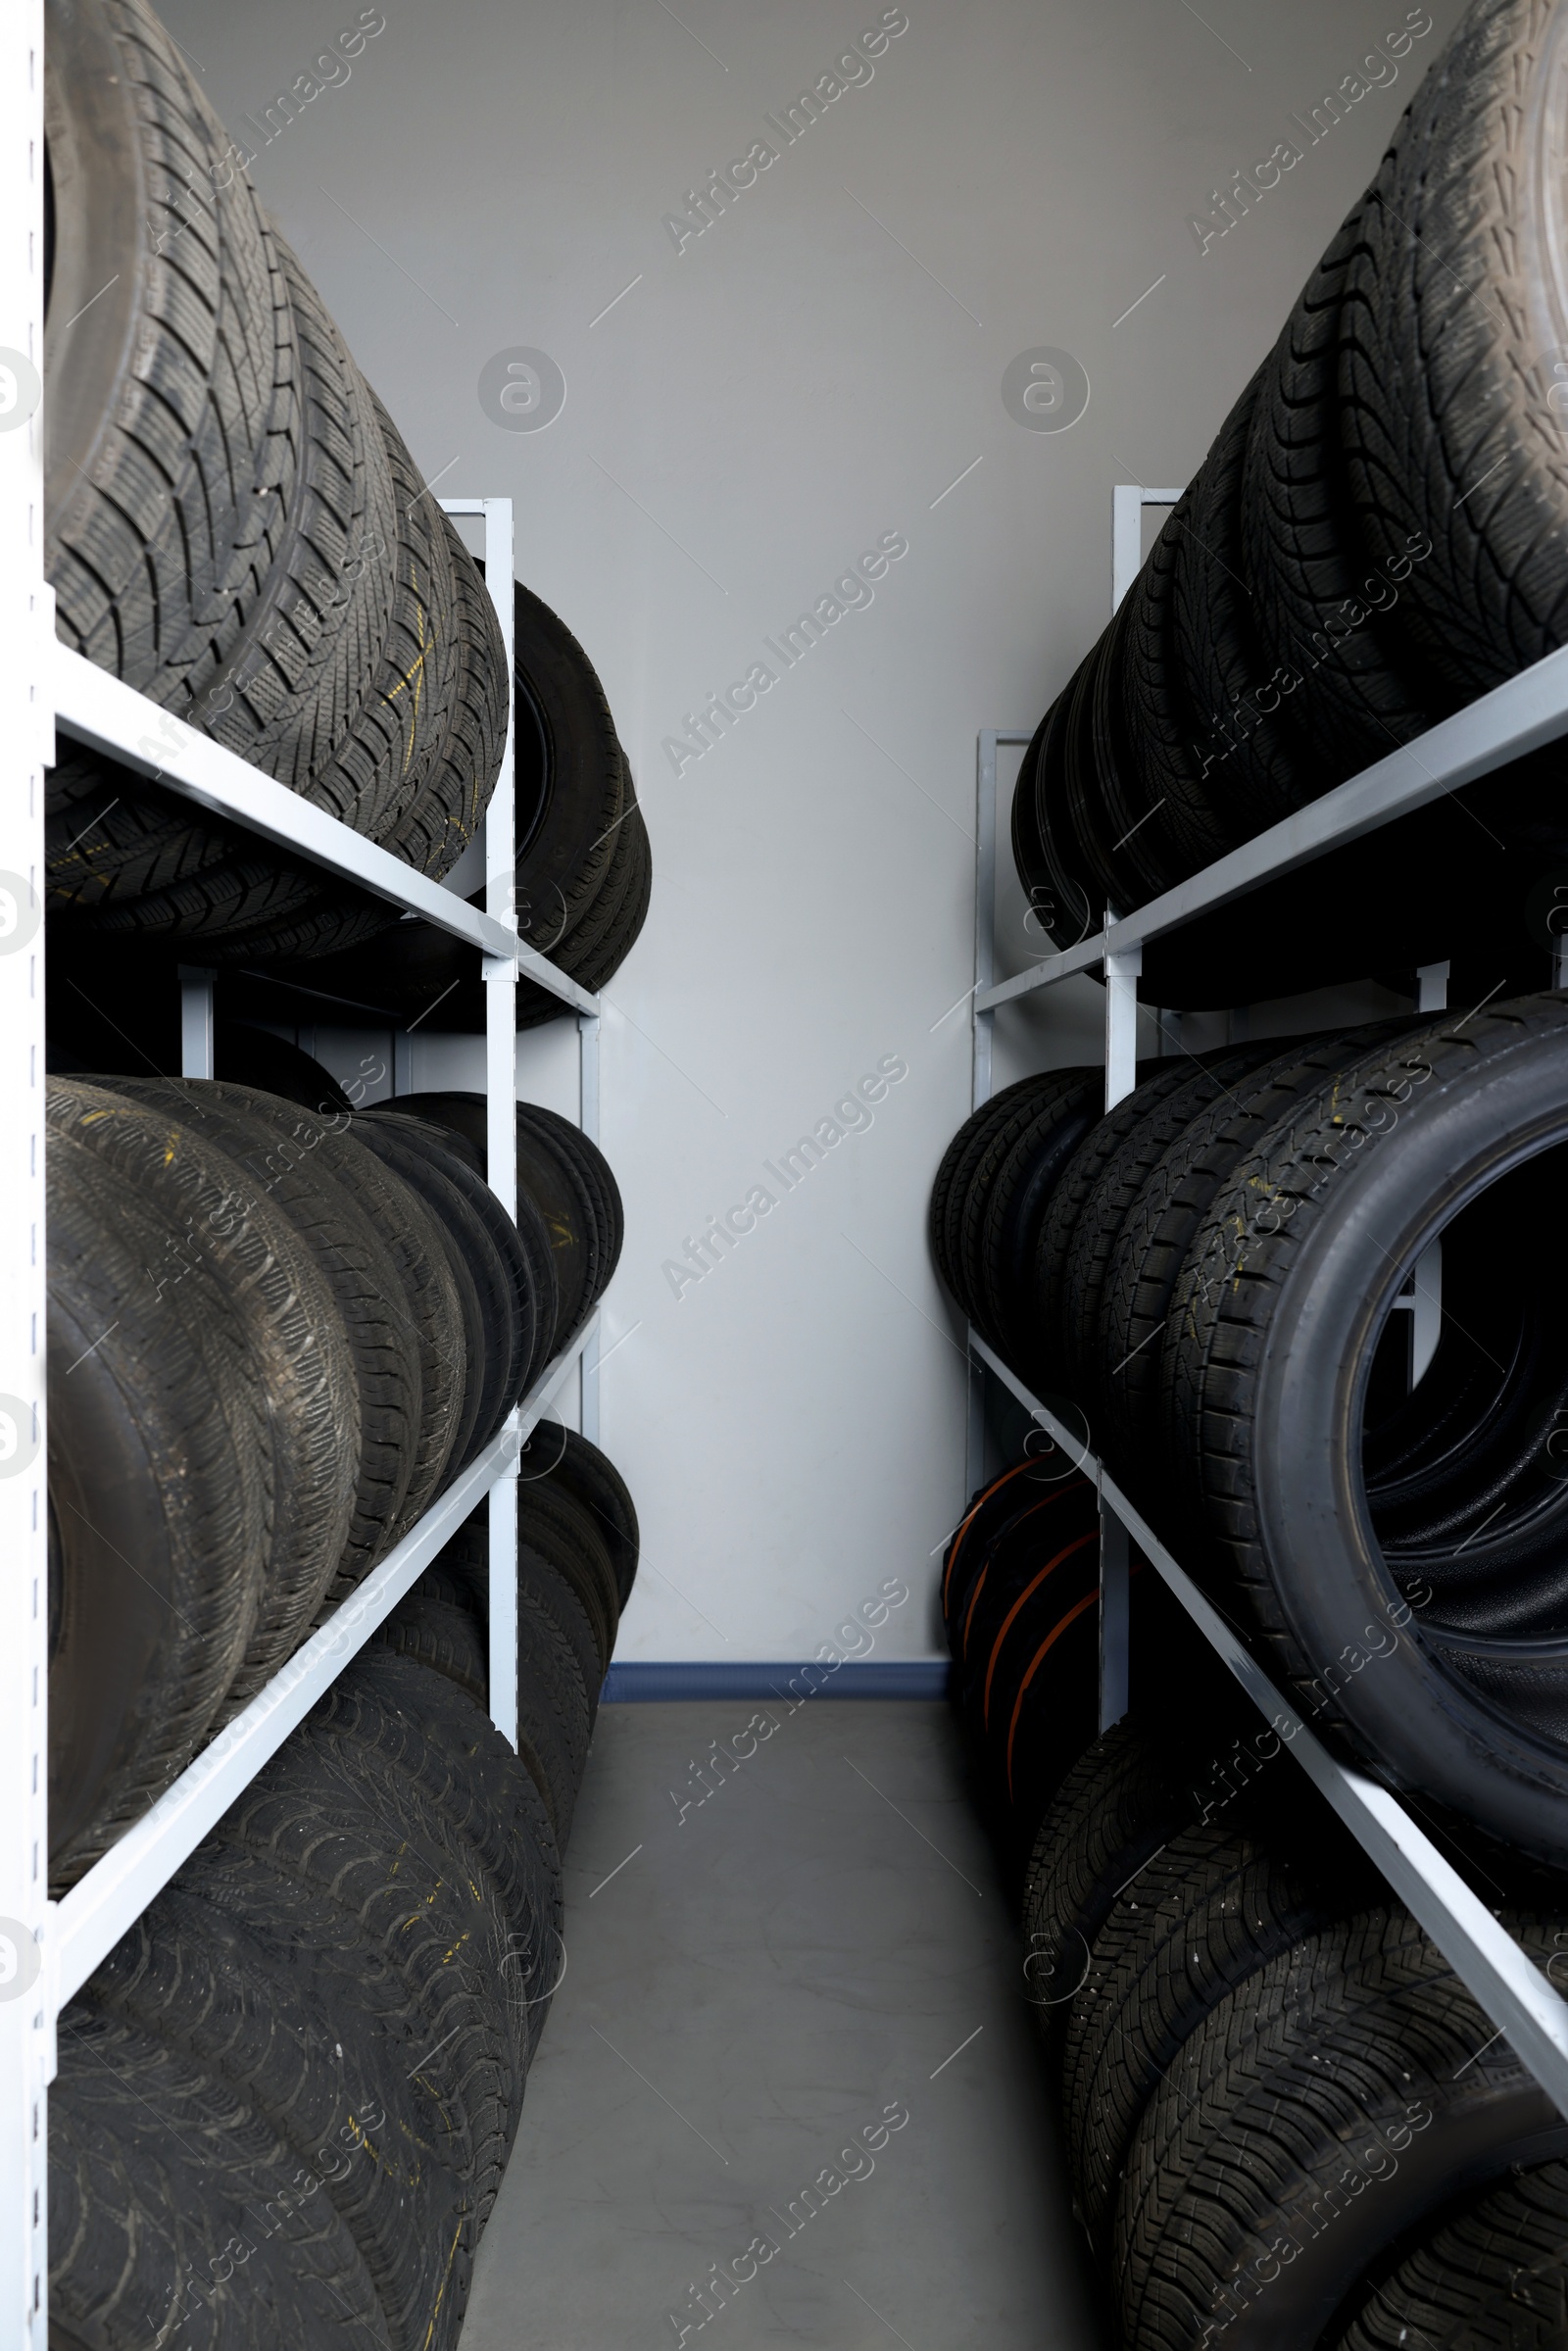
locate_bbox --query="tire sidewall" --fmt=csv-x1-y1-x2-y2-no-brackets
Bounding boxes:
1251,1034,1568,1849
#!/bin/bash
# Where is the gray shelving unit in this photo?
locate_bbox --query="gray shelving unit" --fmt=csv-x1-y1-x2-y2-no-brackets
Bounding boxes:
0,20,607,2320
964,484,1568,2123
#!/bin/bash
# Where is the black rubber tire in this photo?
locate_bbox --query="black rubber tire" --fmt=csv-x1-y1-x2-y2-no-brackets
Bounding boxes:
215,1724,525,2225
510,583,626,957
368,445,507,887
1098,1024,1412,1508
289,1698,541,2088
387,1093,575,1364
944,1468,1113,1859
46,1091,268,1884
517,1102,622,1318
1176,366,1306,838
1090,578,1212,903
1057,643,1127,917
1163,994,1568,1865
515,1577,594,1839
1039,1053,1225,1394
43,0,306,710
1050,1042,1288,1433
930,1072,1096,1322
1061,1805,1381,2251
1017,677,1099,951
1336,0,1568,709
1118,493,1240,880
407,1521,589,1837
306,1118,466,1546
64,1078,361,1712
49,223,404,947
51,2004,394,2350
1113,1904,1568,2351
547,757,638,970
1008,715,1054,916
514,1109,594,1353
215,1024,355,1115
941,1458,1062,1652
327,1644,564,2048
1241,186,1434,789
435,1511,605,1737
373,1591,490,1710
350,1120,499,1477
1017,1696,1253,2049
364,1110,537,1453
1077,607,1158,905
516,1480,620,1674
520,1422,640,1609
547,792,653,1001
172,1829,483,2193
100,1079,420,1591
42,0,506,950
971,1070,1102,1366
372,1092,603,1361
165,403,504,960
80,1881,469,2351
1333,2157,1568,2349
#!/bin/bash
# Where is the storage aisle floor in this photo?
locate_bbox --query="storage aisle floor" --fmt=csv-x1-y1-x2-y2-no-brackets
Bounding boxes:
461,1698,1102,2349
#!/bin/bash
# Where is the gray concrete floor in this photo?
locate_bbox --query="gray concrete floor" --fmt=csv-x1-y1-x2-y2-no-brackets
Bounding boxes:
460,1700,1104,2351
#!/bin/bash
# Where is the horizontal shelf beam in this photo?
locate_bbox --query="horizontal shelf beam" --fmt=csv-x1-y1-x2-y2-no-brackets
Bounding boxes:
51,646,598,1015
965,1328,1568,2122
50,1314,598,2009
978,641,1568,1011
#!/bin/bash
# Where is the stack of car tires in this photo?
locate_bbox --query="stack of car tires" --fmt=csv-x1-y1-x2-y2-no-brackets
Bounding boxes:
47,1070,623,1886
942,1471,1568,2346
934,1000,1568,1867
52,1427,639,2351
1012,0,1568,1006
1017,1707,1568,2351
273,586,654,1027
937,4,1568,2326
43,0,508,963
43,0,648,1014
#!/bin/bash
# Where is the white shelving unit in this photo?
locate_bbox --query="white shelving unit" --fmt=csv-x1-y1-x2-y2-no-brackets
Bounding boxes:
0,13,604,2318
964,485,1568,2126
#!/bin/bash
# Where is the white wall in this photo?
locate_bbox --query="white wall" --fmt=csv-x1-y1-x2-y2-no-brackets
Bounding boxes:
168,0,1463,1663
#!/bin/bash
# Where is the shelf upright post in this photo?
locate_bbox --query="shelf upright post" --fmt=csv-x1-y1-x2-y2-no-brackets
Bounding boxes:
177,966,215,1079
578,1003,601,1446
973,730,998,1117
1406,962,1448,1384
1098,1501,1131,1731
1103,931,1141,1111
0,4,52,2337
1100,928,1142,1726
1416,959,1450,1014
965,731,1002,1500
479,498,520,1749
1111,483,1185,613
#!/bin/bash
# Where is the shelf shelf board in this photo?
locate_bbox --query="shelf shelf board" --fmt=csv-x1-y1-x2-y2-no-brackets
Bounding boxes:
964,1328,1568,2122
978,639,1568,1011
51,644,598,1016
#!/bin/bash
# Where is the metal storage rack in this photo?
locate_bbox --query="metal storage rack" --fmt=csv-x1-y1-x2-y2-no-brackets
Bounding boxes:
0,19,606,2324
964,482,1568,2127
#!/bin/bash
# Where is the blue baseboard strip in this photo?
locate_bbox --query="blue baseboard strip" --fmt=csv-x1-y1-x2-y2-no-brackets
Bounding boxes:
600,1660,953,1703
